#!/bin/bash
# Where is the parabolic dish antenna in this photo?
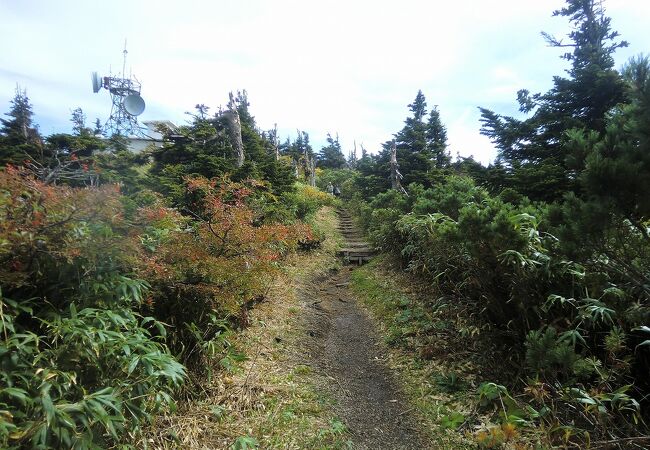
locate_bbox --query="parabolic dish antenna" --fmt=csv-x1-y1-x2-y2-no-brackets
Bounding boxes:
123,94,145,116
91,71,102,93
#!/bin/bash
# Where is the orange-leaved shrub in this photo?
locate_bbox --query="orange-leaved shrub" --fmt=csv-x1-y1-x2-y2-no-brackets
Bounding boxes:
0,168,315,447
0,166,184,449
133,176,315,370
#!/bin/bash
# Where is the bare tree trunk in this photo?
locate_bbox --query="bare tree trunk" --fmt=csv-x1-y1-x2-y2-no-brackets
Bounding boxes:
273,123,279,161
224,92,245,168
308,154,316,187
389,139,408,196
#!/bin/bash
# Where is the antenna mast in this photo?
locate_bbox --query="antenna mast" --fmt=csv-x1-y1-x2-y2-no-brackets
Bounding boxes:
91,41,147,137
122,39,128,78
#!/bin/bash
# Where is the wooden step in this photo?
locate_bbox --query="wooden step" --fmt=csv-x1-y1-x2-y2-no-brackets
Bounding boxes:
337,247,374,254
345,242,371,248
337,210,374,265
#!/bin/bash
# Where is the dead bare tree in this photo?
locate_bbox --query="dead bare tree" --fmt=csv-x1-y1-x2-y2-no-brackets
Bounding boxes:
308,154,316,187
222,92,245,168
24,148,99,186
273,123,280,161
348,140,358,168
389,139,408,196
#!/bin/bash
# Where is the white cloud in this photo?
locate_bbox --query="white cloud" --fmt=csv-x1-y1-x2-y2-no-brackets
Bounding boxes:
1,0,648,162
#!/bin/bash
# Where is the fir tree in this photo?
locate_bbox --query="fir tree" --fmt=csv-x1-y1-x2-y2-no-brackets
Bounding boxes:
479,0,628,200
567,55,650,237
317,133,347,169
392,90,433,186
0,86,42,165
426,106,451,168
396,90,428,154
93,118,103,136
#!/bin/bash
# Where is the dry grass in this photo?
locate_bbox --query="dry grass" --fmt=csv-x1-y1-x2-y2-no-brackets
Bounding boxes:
140,207,350,449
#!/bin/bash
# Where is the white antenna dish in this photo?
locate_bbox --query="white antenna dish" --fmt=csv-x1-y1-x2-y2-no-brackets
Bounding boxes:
123,94,145,116
91,71,102,93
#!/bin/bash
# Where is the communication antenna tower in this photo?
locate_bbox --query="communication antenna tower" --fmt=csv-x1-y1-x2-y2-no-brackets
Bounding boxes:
91,41,146,136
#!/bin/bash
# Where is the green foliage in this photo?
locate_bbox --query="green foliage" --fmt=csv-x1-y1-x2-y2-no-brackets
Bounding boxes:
426,106,451,168
440,411,465,430
479,0,628,200
231,435,259,450
434,372,466,393
317,133,347,169
525,328,581,378
0,169,184,448
354,154,650,438
411,175,487,219
0,86,42,166
388,91,451,187
149,98,295,206
95,148,148,195
281,183,338,221
350,91,452,196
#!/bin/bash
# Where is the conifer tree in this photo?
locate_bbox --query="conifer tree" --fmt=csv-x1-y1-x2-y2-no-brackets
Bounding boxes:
566,55,650,237
0,86,42,165
317,133,347,169
392,90,433,186
426,106,450,168
479,0,627,200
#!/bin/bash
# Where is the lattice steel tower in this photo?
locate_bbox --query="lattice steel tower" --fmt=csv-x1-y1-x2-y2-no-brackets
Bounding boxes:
91,43,146,137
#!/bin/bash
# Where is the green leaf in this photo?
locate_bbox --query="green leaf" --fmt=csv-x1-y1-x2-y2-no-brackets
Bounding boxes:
440,411,465,429
40,388,55,426
1,387,29,405
127,356,140,375
231,436,259,450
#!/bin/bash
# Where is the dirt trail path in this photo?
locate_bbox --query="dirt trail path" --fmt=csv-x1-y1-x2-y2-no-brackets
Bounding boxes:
303,211,425,449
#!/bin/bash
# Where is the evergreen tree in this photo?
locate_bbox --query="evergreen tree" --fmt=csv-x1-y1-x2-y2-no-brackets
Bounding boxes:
149,104,234,202
396,90,428,154
71,107,90,136
392,90,433,186
0,86,42,165
566,55,650,236
355,151,389,198
150,96,295,203
548,55,650,301
479,0,628,200
426,106,451,168
317,133,347,169
93,118,103,136
68,107,104,156
280,130,313,161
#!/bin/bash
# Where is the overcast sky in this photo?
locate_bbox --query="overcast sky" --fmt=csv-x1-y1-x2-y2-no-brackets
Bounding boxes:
1,0,648,164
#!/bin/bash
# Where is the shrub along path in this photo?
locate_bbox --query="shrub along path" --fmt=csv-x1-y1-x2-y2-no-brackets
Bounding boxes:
142,208,431,448
303,210,425,449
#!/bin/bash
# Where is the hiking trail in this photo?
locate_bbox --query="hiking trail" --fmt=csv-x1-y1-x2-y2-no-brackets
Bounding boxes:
302,210,425,449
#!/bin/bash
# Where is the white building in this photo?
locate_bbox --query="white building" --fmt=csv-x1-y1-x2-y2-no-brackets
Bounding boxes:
127,120,178,153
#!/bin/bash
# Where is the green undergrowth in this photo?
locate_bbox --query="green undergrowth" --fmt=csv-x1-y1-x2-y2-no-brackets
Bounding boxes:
350,257,549,449
350,257,474,448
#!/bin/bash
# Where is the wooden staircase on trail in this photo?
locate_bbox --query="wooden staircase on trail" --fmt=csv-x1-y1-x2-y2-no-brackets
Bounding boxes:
336,210,375,265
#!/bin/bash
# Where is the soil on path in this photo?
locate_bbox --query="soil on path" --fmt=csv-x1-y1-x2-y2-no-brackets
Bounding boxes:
302,213,426,449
